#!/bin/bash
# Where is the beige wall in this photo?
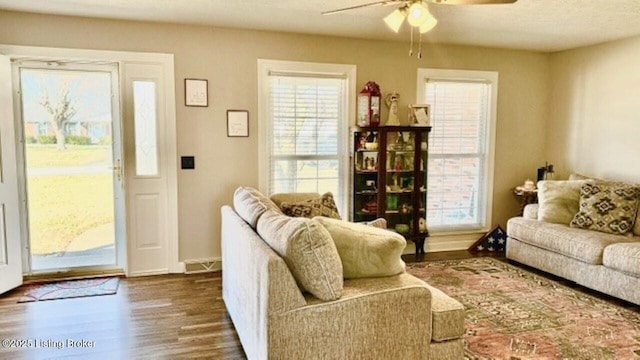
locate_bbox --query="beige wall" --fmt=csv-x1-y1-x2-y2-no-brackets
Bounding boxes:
0,11,549,261
548,35,640,183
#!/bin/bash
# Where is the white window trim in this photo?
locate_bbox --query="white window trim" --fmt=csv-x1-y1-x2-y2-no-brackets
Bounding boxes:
416,68,498,237
257,59,356,216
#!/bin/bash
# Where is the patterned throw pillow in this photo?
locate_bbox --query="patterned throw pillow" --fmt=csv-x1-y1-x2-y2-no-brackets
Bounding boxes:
280,192,341,220
570,182,640,235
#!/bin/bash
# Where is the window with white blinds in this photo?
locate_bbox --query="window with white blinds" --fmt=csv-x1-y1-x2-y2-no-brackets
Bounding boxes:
265,72,348,209
419,70,497,232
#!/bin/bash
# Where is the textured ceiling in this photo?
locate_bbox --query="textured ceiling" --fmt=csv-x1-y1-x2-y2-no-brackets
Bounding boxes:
1,0,640,52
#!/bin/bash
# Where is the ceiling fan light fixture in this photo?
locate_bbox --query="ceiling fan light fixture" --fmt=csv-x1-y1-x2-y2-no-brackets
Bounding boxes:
407,3,430,27
419,15,437,34
383,8,406,33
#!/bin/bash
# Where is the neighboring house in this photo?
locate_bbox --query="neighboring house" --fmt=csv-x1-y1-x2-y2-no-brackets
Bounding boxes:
23,114,112,144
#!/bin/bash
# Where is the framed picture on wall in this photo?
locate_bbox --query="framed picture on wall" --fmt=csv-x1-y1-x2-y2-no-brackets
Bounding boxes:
185,78,208,107
408,104,431,126
227,110,249,137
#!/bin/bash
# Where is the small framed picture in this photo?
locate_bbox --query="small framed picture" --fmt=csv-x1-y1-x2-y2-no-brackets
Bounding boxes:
185,79,208,107
227,110,249,137
408,104,431,126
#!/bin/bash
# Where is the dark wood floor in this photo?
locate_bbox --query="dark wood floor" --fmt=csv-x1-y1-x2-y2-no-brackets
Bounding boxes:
1,250,635,359
0,273,245,359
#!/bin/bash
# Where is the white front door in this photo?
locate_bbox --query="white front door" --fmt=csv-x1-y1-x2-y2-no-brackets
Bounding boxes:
0,54,23,294
0,44,179,279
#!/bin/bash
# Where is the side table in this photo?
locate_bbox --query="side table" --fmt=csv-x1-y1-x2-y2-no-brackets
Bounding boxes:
513,188,537,216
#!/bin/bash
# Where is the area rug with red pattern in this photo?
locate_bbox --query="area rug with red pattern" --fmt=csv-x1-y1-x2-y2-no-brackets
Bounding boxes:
18,277,120,303
406,258,640,359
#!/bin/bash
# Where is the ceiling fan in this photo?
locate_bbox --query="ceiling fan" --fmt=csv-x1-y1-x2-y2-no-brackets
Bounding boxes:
323,0,518,16
322,0,517,58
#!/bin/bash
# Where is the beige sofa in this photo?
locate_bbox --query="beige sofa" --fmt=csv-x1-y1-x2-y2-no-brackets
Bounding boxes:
507,204,640,305
221,189,465,359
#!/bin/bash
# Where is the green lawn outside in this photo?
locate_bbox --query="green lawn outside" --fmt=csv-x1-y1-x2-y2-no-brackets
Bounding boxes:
25,145,115,255
27,174,115,255
26,144,112,167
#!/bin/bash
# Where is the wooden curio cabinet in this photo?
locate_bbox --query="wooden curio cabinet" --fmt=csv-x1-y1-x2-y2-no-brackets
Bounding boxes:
351,126,432,255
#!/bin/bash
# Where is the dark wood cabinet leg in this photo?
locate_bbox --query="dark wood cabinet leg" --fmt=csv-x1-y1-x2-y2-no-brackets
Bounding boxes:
415,238,425,255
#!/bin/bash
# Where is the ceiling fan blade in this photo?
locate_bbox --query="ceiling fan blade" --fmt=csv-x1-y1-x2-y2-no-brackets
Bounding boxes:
322,1,401,15
428,0,517,4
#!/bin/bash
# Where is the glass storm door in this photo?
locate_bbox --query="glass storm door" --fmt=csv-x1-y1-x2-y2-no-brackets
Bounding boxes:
17,62,124,272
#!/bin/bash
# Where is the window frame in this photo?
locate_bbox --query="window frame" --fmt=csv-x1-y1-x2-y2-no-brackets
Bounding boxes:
416,68,498,235
258,59,356,217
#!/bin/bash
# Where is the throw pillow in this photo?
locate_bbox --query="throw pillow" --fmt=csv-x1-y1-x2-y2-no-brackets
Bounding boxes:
233,186,282,228
570,182,640,235
270,192,321,208
313,216,406,279
257,210,343,301
568,173,596,181
280,192,341,219
537,180,588,225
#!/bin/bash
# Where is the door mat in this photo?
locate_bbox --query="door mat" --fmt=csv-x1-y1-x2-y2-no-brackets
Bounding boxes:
407,258,640,359
18,277,120,303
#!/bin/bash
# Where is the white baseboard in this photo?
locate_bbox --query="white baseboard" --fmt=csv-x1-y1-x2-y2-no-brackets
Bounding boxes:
183,257,222,274
402,233,480,254
172,261,186,274
128,268,170,277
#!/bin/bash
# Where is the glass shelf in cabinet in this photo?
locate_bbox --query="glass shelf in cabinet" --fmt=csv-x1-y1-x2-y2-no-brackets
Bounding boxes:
386,150,414,154
385,210,413,215
355,170,378,174
355,211,378,217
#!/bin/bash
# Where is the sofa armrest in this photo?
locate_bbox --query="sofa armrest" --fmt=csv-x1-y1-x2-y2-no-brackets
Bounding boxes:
523,204,539,220
269,274,432,359
221,206,307,359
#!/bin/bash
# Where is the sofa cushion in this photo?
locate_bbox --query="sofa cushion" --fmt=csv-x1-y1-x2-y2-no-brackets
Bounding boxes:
537,180,586,224
570,182,640,235
523,204,539,220
313,217,405,279
281,192,341,219
507,217,636,264
423,283,465,342
233,186,282,228
257,210,343,301
603,242,640,277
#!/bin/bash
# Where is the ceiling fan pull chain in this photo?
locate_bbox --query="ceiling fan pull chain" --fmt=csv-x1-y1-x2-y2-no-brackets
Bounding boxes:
409,27,414,56
418,32,423,59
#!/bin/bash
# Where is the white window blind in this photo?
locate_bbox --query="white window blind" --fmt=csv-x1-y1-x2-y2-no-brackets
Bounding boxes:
425,79,491,230
267,74,346,208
